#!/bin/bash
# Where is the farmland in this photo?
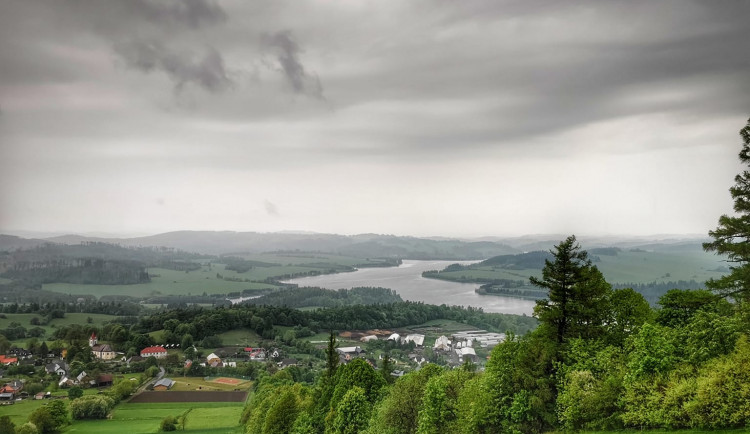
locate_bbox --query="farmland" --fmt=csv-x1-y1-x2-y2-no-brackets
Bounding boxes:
426,246,725,285
39,253,390,300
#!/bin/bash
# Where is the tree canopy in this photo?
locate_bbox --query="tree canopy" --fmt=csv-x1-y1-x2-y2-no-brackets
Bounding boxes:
704,117,750,301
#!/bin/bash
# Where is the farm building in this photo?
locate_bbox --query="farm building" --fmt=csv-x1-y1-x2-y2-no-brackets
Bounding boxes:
433,335,451,351
141,346,168,359
154,378,175,391
404,334,425,346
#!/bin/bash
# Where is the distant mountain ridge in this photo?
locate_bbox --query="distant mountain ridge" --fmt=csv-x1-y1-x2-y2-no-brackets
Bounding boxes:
1,230,520,260
0,230,712,259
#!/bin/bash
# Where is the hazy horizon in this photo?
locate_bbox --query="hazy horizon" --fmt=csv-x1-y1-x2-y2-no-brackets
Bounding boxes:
2,1,749,238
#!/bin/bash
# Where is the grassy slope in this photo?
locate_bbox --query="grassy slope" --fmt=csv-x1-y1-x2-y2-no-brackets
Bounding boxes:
0,312,119,345
429,247,726,286
40,253,377,299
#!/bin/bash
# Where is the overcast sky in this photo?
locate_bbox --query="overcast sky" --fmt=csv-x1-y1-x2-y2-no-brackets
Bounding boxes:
1,0,749,238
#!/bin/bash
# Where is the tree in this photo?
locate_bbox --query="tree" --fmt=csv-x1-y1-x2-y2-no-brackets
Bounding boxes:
0,415,16,434
332,387,370,434
530,235,611,345
704,118,750,301
160,416,177,432
68,386,84,400
325,330,339,379
28,407,56,434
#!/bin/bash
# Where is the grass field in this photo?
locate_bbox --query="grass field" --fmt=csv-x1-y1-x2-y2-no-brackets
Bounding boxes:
169,377,252,392
0,390,101,426
39,256,361,299
0,312,119,345
430,246,727,287
216,328,262,347
63,402,244,433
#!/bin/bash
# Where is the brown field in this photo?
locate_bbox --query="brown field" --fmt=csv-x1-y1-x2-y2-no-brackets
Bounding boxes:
213,377,243,385
129,391,248,403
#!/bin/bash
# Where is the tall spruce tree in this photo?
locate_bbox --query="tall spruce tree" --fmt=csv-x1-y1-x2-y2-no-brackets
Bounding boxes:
704,118,750,302
530,235,611,345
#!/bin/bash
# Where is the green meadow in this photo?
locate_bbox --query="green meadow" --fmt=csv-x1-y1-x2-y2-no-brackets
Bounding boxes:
0,312,119,345
39,254,377,300
62,402,244,434
429,246,726,286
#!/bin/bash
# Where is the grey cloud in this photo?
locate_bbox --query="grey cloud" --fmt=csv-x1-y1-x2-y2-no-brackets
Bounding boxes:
264,200,280,217
114,40,232,93
261,31,324,99
71,0,227,31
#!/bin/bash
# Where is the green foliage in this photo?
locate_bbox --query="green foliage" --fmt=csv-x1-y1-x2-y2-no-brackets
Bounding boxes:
15,423,38,434
458,332,555,434
687,335,750,428
262,390,300,434
367,365,444,434
704,118,750,301
627,322,676,378
330,359,385,412
605,288,652,346
70,395,116,420
531,235,612,344
331,387,370,434
656,288,726,327
67,386,84,400
0,415,16,434
27,406,57,434
417,369,474,434
160,415,177,432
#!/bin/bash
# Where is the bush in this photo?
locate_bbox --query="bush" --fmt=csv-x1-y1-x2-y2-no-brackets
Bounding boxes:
160,416,177,432
70,395,115,420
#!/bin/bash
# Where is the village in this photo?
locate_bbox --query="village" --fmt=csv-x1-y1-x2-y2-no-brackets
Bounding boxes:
0,324,506,404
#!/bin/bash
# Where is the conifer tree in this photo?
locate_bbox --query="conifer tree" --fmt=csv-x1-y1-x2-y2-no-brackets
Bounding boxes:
530,235,611,345
704,118,750,302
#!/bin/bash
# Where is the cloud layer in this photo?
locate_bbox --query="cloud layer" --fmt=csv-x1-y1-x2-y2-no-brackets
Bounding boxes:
0,0,749,237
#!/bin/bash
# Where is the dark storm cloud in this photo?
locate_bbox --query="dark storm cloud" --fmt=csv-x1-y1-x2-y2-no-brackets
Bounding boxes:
114,40,232,93
261,31,324,99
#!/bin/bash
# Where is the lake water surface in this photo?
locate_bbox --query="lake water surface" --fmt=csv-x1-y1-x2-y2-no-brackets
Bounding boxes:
285,259,535,316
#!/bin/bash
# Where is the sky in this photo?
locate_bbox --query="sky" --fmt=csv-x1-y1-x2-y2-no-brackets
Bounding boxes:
1,0,749,238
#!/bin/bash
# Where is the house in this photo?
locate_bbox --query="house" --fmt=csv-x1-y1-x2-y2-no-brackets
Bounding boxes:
153,378,175,391
7,348,31,359
0,380,23,398
336,346,366,362
76,371,88,384
456,347,477,363
140,346,168,359
0,356,18,366
433,336,451,352
45,361,68,376
89,334,116,360
278,358,298,368
96,374,113,387
404,334,425,347
126,356,144,364
245,348,267,361
206,353,222,367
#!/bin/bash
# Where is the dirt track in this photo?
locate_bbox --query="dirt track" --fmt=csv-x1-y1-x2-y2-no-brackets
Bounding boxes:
129,391,248,403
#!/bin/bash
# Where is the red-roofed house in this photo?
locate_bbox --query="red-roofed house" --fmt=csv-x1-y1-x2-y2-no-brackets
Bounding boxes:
0,356,18,365
140,346,167,359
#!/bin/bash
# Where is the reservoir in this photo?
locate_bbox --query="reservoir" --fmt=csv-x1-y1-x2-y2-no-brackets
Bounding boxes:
285,259,535,316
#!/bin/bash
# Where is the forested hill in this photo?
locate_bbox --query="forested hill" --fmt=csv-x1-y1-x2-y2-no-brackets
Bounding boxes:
0,242,208,286
2,231,520,259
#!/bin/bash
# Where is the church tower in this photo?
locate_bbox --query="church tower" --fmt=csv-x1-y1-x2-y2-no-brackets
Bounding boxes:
89,333,97,347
